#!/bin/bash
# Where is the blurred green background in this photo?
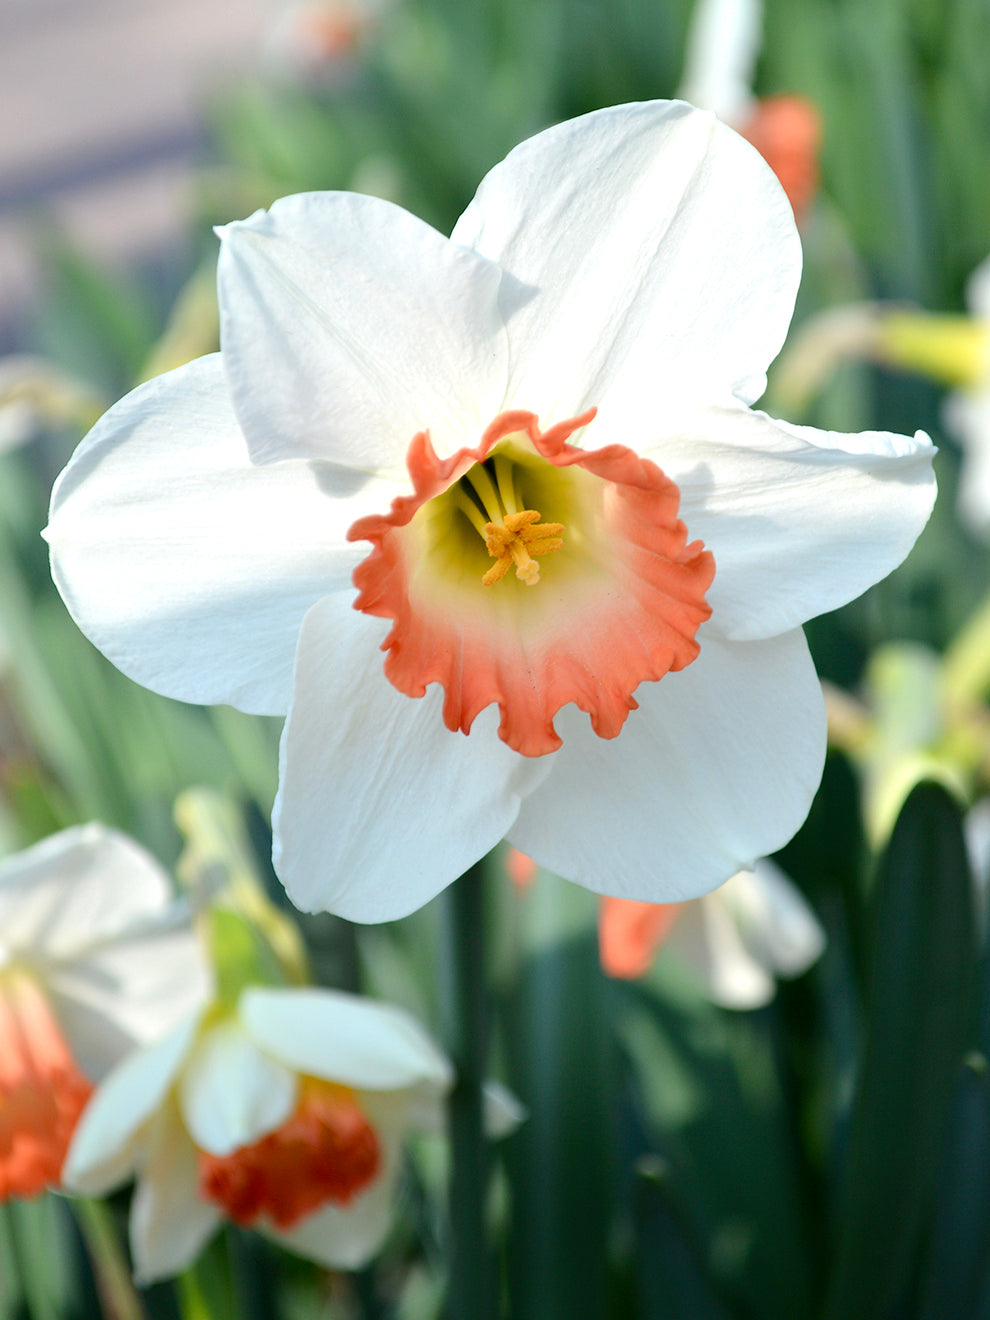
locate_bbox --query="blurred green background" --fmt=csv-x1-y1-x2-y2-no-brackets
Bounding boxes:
2,0,990,1316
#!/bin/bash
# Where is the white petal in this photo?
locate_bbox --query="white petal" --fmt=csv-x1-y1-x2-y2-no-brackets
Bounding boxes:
268,1135,400,1269
272,597,549,921
49,922,210,1080
178,1017,297,1156
641,404,936,642
507,629,825,901
46,354,394,716
129,1101,221,1285
451,101,799,420
668,896,776,1009
63,1014,200,1195
714,859,825,978
218,192,508,469
240,986,453,1092
0,824,171,964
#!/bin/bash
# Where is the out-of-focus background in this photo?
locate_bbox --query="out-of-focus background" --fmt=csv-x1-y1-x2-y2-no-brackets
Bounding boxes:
3,1,990,1318
0,0,269,348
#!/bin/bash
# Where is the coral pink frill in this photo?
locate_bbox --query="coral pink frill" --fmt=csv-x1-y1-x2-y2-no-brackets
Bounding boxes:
0,971,93,1198
198,1079,381,1230
349,409,715,757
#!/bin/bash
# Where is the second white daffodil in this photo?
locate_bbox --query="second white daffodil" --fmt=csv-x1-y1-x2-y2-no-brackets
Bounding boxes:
63,987,456,1280
599,860,825,1008
0,824,210,1198
46,101,935,921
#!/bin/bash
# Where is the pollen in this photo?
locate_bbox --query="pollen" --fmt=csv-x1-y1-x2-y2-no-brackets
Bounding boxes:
455,453,565,586
0,969,93,1199
197,1078,381,1229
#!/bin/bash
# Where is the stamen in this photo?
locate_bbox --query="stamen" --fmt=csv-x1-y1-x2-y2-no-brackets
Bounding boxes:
453,487,489,539
461,462,503,524
481,508,565,587
456,453,567,586
493,454,519,516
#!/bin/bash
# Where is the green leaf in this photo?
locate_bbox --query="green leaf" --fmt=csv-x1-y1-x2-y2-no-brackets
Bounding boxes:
1,1195,87,1320
825,782,978,1320
618,983,818,1319
631,1162,734,1320
502,876,615,1320
918,1059,990,1318
34,232,158,393
179,1234,238,1320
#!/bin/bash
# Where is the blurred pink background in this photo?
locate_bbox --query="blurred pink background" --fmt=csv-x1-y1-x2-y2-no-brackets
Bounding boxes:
0,0,270,345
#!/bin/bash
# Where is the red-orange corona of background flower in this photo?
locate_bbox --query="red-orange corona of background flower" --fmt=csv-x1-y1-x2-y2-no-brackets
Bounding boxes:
46,101,935,922
63,987,460,1280
0,826,209,1198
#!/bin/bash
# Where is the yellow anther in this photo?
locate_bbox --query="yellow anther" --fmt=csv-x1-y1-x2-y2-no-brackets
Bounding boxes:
481,509,564,587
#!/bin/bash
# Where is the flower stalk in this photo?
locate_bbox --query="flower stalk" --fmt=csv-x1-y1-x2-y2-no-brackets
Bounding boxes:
441,858,495,1320
71,1198,146,1320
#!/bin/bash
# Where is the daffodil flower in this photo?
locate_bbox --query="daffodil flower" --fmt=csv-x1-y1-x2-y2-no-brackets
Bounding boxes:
598,859,825,1008
46,101,935,922
0,824,210,1199
63,987,464,1280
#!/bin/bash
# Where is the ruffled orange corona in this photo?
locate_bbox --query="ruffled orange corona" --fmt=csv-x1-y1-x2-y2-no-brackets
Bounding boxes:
198,1079,381,1229
0,970,93,1198
349,409,715,757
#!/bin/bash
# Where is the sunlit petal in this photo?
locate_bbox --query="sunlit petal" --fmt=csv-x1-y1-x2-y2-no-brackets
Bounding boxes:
240,987,453,1092
452,101,799,417
508,629,825,900
46,355,388,715
273,596,548,920
218,191,509,469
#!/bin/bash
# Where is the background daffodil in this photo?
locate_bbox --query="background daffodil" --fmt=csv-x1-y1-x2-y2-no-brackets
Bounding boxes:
64,986,457,1281
0,824,210,1199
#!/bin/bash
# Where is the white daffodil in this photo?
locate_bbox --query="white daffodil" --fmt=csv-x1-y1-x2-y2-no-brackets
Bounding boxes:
599,859,825,1008
0,824,210,1199
63,986,456,1281
46,101,935,923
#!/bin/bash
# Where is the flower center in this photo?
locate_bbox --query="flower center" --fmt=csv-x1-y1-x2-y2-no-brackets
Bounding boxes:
349,408,715,757
0,968,93,1198
197,1079,380,1229
454,456,564,586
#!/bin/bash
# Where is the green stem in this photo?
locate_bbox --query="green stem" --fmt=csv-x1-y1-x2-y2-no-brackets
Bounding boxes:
441,859,495,1320
71,1198,146,1320
177,1271,214,1320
